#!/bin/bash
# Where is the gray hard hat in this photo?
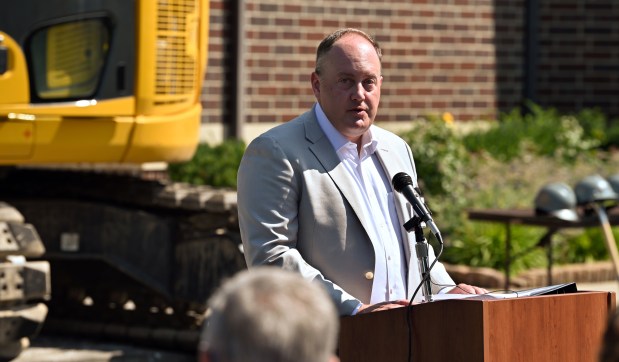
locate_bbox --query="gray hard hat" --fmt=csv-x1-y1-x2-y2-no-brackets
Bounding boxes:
534,182,579,221
607,173,619,195
574,174,619,205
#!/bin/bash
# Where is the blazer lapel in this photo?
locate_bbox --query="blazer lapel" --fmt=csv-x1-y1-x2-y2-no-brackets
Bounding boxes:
304,111,376,237
374,139,415,263
374,134,410,186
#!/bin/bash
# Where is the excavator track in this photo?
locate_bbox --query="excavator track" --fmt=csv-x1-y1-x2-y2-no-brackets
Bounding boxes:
0,167,245,352
0,201,50,361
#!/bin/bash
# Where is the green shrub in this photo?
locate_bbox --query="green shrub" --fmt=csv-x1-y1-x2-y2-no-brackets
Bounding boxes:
604,122,619,149
443,222,547,273
462,102,600,164
399,104,619,271
555,227,619,264
399,117,474,237
600,113,619,149
462,108,528,161
168,139,246,188
575,107,607,145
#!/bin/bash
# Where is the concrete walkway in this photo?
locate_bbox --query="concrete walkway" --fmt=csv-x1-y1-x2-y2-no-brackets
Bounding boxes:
13,336,196,362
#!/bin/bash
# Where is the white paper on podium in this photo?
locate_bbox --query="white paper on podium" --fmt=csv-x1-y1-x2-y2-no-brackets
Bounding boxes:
427,283,576,301
429,292,517,301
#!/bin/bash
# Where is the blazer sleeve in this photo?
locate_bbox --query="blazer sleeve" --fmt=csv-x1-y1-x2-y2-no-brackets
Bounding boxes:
237,134,362,316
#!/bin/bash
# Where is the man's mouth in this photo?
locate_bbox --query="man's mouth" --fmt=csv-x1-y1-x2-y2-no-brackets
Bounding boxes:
349,107,367,115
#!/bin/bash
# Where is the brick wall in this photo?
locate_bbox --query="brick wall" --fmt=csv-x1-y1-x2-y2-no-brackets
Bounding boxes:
200,0,231,126
202,0,619,135
536,1,619,112
495,0,525,113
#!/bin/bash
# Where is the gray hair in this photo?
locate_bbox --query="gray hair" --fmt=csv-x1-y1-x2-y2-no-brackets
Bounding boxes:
315,28,382,75
200,267,339,362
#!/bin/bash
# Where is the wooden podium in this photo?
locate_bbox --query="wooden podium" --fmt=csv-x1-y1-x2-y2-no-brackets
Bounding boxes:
338,291,615,362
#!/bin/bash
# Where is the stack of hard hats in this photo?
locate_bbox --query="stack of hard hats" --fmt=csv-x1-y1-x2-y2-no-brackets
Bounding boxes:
534,174,619,221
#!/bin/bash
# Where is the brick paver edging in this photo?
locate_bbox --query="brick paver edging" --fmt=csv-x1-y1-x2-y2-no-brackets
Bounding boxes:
444,261,616,289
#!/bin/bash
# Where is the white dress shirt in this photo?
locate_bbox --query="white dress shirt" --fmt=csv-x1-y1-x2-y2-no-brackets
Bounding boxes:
315,104,408,303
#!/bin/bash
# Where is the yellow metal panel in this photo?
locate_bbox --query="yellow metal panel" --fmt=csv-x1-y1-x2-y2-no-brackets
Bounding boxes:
32,117,133,163
0,97,135,117
0,32,30,104
136,0,159,115
136,0,206,116
122,103,201,163
198,0,210,100
0,116,134,165
0,119,33,159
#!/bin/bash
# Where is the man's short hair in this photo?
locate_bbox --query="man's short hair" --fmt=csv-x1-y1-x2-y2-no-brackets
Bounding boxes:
315,28,382,75
199,267,339,362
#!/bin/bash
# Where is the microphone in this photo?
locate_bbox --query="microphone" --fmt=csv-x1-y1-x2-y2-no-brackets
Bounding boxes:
391,172,442,244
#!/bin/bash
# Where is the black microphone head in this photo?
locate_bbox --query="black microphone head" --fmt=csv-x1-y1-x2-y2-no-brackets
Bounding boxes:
392,172,413,193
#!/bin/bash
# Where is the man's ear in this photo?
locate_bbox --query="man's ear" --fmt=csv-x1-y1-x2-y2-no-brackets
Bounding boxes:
310,72,321,98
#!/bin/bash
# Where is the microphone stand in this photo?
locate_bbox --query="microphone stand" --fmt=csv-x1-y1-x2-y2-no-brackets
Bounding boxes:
404,216,433,303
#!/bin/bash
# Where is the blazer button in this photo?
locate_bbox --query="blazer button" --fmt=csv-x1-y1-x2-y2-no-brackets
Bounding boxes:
365,271,374,280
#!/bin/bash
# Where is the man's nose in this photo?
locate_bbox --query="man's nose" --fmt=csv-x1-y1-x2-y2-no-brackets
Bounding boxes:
351,82,365,101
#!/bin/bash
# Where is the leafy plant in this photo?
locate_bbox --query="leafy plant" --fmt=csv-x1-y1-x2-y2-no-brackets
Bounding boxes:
443,222,547,274
554,227,618,264
399,104,619,270
168,139,246,188
399,116,472,233
462,102,600,164
462,108,528,161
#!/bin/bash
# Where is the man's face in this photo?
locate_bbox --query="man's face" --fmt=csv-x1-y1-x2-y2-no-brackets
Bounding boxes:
311,34,383,144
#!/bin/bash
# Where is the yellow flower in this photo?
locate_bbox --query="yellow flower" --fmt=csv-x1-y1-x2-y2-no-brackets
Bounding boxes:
442,112,454,125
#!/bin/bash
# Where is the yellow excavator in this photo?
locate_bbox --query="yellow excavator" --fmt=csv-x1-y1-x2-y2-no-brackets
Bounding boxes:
0,0,244,359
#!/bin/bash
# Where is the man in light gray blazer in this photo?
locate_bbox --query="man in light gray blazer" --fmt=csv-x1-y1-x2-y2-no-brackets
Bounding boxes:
238,28,486,316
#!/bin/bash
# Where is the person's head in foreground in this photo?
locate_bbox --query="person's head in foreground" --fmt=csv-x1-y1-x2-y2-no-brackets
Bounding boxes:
199,267,340,362
600,310,619,362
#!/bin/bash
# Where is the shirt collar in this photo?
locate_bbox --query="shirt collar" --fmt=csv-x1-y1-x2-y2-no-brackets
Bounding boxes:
314,103,379,156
